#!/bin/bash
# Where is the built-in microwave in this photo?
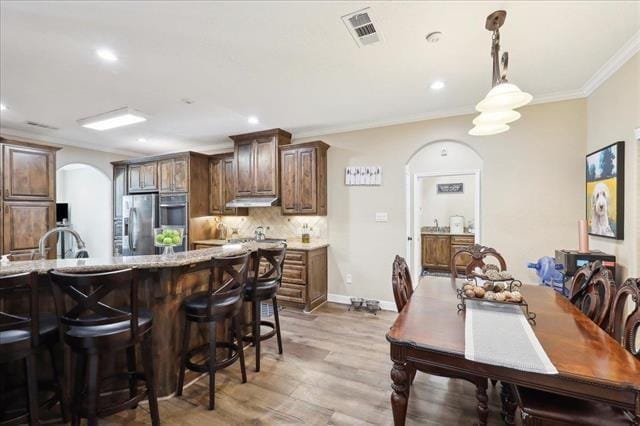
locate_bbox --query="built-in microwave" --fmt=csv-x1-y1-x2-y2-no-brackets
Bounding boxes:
159,193,188,252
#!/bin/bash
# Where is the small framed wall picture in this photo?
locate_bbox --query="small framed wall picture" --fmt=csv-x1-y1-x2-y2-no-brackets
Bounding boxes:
437,183,464,194
345,166,382,186
586,141,624,239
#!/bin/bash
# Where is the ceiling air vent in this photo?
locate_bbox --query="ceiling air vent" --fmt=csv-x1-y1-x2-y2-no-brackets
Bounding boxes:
342,8,382,47
26,121,59,131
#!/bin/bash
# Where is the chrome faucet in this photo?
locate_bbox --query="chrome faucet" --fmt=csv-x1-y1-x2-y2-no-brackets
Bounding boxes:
434,219,439,231
38,227,88,259
254,226,266,241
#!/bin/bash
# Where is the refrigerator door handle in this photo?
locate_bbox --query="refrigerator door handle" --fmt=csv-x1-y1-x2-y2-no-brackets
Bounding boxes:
130,207,136,251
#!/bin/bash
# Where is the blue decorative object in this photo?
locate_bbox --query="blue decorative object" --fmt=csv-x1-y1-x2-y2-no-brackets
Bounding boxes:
527,257,567,295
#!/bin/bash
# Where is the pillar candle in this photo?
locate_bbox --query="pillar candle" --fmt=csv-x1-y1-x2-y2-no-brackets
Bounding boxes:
578,219,589,253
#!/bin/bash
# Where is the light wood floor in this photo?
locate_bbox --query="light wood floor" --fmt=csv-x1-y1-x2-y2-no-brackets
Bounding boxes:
95,301,517,425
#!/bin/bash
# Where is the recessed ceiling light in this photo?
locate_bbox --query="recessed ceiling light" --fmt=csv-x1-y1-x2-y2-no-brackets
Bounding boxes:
138,138,147,143
96,48,118,62
248,116,259,125
77,107,148,131
430,80,445,90
0,104,6,111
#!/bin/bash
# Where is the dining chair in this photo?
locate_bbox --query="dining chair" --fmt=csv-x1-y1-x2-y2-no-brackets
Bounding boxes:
48,268,160,426
176,252,250,410
569,260,616,328
451,244,508,282
391,255,491,424
510,276,639,425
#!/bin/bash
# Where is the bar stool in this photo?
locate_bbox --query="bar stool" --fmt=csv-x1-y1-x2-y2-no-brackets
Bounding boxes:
176,252,250,410
1,271,67,425
243,245,286,372
48,268,160,426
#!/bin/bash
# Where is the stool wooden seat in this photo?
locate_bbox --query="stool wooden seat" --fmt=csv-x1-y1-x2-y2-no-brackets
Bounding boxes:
48,268,159,426
243,245,286,372
176,252,251,410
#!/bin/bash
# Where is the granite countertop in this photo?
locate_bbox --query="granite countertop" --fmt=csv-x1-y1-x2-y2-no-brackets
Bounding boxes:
192,238,329,251
0,242,283,276
421,231,475,237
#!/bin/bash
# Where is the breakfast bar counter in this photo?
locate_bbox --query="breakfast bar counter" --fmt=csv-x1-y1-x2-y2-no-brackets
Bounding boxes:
1,244,274,397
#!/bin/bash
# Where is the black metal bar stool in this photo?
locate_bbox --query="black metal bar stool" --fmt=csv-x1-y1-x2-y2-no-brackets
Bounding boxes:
243,245,286,372
1,271,67,426
176,252,250,410
48,268,160,426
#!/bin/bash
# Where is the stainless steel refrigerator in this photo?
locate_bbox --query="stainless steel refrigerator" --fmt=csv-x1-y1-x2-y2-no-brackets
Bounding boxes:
122,194,159,256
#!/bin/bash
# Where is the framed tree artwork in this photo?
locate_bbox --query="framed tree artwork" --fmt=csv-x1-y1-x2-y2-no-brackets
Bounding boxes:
586,141,624,239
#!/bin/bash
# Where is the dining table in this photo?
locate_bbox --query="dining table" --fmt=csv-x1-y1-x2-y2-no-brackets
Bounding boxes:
386,278,640,425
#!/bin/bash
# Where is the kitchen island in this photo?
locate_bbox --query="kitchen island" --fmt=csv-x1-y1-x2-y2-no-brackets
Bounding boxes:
0,243,273,396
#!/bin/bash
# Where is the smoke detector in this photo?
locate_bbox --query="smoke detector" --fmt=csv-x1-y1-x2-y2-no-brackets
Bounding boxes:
426,31,443,43
342,8,382,47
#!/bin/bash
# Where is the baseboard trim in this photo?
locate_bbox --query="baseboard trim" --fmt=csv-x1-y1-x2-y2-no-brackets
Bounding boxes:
327,293,397,312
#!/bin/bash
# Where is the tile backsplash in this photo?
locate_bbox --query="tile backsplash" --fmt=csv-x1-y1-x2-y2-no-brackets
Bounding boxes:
195,207,328,240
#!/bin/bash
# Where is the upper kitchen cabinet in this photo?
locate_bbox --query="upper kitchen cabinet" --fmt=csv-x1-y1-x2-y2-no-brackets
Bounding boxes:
2,141,57,201
128,161,158,193
280,141,329,216
230,128,292,199
209,154,248,216
3,201,56,260
159,156,188,193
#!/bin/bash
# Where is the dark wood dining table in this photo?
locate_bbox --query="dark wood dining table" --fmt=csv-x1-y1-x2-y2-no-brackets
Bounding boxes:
386,279,640,425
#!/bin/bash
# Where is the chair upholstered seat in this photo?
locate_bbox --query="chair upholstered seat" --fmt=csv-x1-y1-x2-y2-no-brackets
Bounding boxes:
183,291,243,319
0,312,60,355
516,387,632,426
0,328,31,345
64,309,152,348
244,277,279,300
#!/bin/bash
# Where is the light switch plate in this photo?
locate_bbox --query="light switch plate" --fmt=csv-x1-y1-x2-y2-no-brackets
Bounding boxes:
375,212,388,222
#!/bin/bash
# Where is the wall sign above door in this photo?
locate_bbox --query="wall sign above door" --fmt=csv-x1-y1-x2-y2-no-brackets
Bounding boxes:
345,166,382,186
437,183,464,193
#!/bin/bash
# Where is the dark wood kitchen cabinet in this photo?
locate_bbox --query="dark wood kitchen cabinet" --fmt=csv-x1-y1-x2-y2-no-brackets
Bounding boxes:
209,153,247,216
2,143,55,201
279,141,328,216
230,128,292,199
0,138,58,260
128,161,158,193
422,234,451,270
159,156,188,193
276,247,328,312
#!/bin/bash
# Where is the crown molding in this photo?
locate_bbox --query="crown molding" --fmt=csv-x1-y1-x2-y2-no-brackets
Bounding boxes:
581,29,640,96
0,127,145,157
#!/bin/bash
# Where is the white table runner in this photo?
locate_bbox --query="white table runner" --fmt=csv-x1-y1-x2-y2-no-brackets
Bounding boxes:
465,299,558,375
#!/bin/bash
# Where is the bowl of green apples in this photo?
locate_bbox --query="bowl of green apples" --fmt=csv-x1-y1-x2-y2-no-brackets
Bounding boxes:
154,226,184,255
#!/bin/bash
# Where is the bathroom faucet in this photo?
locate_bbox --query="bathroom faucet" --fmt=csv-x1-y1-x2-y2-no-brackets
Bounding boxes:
434,219,439,230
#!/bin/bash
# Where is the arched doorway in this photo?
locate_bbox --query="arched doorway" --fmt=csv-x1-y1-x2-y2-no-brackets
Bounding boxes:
56,163,111,258
405,140,484,283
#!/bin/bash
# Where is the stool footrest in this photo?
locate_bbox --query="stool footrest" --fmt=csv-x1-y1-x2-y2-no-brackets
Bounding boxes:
242,319,277,343
184,342,242,373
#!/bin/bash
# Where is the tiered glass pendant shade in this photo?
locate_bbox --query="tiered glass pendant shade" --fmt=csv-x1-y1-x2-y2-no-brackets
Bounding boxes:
468,123,510,136
476,83,533,112
472,110,521,126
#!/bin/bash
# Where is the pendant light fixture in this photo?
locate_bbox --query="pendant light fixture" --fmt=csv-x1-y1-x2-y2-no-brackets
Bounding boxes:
469,10,532,136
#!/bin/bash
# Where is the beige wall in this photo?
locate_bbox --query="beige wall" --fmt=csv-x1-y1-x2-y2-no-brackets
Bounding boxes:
586,53,639,280
298,99,587,303
419,174,476,228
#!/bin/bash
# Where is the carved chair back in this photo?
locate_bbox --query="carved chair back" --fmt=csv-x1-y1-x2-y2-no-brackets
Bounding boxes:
48,268,141,336
207,252,251,317
253,245,287,285
569,261,615,328
0,271,39,347
392,255,413,312
451,244,507,281
607,278,640,358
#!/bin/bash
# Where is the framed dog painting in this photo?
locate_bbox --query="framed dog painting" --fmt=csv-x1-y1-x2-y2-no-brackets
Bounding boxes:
586,141,625,239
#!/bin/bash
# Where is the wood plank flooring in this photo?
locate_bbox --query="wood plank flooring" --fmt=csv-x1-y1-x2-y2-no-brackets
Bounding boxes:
98,301,518,425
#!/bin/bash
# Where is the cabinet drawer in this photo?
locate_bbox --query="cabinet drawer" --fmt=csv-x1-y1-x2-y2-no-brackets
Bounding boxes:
285,251,306,265
277,283,305,302
451,236,474,245
282,264,306,285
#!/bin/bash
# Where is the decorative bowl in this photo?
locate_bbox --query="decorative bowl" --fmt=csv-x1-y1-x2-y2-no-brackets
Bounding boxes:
154,226,184,255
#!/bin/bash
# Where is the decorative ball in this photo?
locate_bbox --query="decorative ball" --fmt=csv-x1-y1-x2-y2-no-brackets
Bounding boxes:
511,291,523,303
463,284,474,292
493,283,506,293
503,291,512,300
483,282,495,292
464,289,476,298
473,287,486,298
495,292,506,302
499,270,513,279
484,291,496,301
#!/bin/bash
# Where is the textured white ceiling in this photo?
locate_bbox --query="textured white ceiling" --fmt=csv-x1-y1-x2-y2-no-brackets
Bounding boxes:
0,1,638,155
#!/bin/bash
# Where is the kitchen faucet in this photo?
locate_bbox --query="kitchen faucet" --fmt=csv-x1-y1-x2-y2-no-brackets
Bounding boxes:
434,219,439,231
38,226,89,259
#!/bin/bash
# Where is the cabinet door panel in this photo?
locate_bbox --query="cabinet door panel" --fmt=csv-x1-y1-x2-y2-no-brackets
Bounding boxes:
209,158,224,214
3,145,55,200
235,140,254,197
280,150,298,214
3,201,55,258
173,157,188,192
423,235,451,269
254,137,276,196
297,147,317,214
282,264,306,285
222,157,237,215
141,162,157,190
158,159,174,192
128,165,142,192
452,244,473,271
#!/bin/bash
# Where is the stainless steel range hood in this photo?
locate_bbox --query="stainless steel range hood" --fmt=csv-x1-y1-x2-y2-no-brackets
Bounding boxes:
226,197,279,208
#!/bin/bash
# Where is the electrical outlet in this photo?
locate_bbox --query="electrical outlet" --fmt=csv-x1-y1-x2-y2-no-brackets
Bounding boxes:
345,273,352,285
375,212,388,222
